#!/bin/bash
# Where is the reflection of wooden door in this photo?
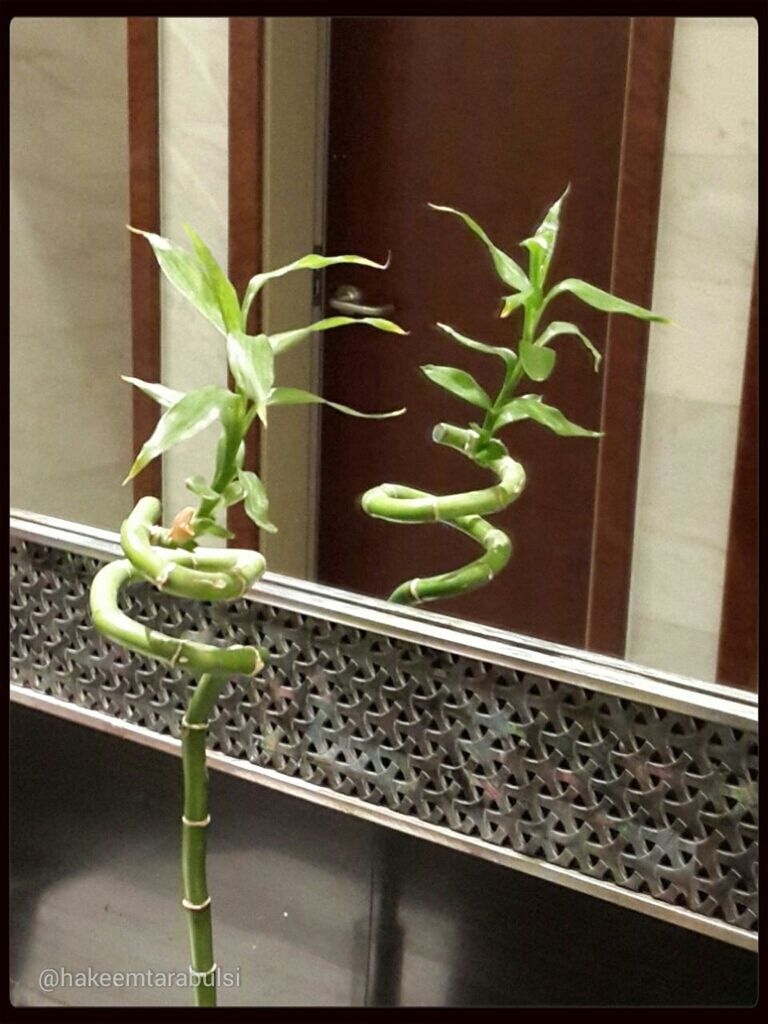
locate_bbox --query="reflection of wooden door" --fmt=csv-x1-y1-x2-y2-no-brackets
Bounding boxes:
318,17,672,650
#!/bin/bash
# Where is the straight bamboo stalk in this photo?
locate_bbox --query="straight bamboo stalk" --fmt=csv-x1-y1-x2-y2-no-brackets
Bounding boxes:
181,673,221,1007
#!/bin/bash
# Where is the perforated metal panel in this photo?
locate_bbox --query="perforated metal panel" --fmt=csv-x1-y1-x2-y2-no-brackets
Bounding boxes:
9,534,758,943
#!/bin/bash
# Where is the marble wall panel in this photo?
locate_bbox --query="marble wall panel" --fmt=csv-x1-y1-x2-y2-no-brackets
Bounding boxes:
158,17,230,540
626,17,757,680
10,17,133,529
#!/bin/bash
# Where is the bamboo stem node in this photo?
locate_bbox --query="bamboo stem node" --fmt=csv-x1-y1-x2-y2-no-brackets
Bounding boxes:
182,718,209,732
189,963,218,979
156,562,173,586
182,814,211,827
182,896,212,912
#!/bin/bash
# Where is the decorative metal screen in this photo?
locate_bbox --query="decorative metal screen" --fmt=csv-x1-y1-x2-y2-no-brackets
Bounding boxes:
10,537,758,939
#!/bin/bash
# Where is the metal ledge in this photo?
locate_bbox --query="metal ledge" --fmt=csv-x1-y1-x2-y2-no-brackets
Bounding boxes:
9,509,757,730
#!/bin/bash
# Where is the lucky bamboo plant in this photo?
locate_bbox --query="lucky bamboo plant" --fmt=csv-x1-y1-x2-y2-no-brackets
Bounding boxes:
363,189,669,604
89,225,405,1007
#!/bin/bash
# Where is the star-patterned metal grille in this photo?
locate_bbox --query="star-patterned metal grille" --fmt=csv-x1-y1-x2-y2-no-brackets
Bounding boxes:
10,539,758,934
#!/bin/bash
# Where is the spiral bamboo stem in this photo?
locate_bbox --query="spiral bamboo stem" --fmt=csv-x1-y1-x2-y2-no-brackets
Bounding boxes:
362,424,525,604
90,496,267,1007
86,222,411,1007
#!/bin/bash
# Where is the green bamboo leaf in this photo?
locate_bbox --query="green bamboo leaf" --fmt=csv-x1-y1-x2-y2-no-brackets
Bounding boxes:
220,478,245,506
268,387,405,419
271,315,407,355
497,395,602,436
186,473,244,506
474,437,509,464
520,186,569,286
185,475,220,500
519,338,556,382
226,331,274,414
436,323,516,368
192,516,235,540
241,253,389,324
122,376,184,408
238,469,277,533
428,204,530,292
421,364,492,410
493,394,542,428
209,401,248,494
128,226,226,334
546,278,669,322
182,224,242,332
535,320,601,371
125,387,242,482
500,291,530,319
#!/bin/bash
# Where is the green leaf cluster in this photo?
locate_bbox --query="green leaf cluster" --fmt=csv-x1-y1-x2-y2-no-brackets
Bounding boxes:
125,225,407,538
423,191,669,441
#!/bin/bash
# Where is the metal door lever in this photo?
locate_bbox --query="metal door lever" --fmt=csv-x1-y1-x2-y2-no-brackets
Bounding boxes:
328,284,394,317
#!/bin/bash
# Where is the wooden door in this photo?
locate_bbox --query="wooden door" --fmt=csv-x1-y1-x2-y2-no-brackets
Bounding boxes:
318,17,670,649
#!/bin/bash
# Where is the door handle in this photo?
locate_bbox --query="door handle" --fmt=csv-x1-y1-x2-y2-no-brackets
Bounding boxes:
328,284,394,317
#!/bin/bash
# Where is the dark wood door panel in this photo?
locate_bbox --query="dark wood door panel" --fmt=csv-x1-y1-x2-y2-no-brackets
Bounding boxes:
127,17,161,505
227,17,265,550
586,17,675,656
320,16,632,646
717,255,758,690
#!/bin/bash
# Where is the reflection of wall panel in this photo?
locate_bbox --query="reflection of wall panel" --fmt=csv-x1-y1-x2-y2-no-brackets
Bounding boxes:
227,18,265,550
259,17,329,580
158,17,230,538
127,18,162,505
586,18,675,656
227,17,328,570
10,18,133,529
156,16,325,573
626,18,758,682
717,258,758,690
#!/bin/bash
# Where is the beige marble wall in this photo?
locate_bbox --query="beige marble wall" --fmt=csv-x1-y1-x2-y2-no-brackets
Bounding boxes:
10,18,133,529
158,17,230,538
626,17,758,680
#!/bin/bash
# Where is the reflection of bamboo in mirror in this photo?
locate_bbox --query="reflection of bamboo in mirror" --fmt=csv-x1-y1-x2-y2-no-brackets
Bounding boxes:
363,190,669,606
89,225,406,1006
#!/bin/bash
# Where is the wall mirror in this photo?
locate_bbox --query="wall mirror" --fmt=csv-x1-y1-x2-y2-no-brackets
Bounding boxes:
10,15,757,690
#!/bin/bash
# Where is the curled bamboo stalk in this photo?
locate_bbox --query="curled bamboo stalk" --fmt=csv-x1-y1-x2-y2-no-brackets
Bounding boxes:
363,424,525,604
91,500,267,676
91,500,267,1007
363,191,669,607
89,224,406,1006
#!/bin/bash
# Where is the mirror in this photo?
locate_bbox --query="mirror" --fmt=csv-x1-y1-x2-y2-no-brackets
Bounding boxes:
10,16,757,688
